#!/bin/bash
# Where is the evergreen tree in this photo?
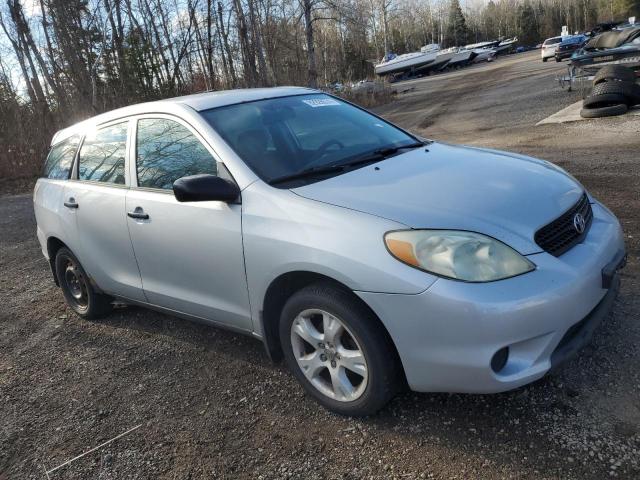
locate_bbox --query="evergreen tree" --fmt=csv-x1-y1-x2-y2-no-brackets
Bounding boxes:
446,0,469,47
518,2,540,46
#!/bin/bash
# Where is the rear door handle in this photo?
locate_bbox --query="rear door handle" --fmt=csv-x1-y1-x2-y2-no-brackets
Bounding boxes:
127,211,149,220
64,201,78,209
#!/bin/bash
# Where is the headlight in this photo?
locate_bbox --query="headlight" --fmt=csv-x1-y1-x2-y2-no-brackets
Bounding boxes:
384,230,535,282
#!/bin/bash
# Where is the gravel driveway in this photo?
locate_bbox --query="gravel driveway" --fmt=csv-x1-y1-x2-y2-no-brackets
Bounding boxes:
1,52,639,479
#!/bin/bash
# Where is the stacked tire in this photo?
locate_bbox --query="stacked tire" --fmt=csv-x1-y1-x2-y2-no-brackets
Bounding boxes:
580,65,640,118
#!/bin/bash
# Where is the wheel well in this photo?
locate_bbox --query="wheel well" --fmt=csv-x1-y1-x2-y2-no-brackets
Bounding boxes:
261,271,405,384
46,236,67,286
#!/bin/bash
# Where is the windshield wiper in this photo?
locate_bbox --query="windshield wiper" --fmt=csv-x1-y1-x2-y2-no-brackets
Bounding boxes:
334,141,427,168
268,141,427,186
268,164,347,186
370,141,426,158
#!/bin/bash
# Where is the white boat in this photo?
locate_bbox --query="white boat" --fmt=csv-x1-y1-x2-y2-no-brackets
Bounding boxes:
464,40,500,50
429,46,457,70
470,47,497,63
450,48,474,65
435,47,474,69
496,37,518,54
374,48,437,76
459,41,498,63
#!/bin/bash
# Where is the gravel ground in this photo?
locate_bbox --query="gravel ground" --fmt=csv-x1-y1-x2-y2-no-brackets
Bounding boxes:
1,51,639,479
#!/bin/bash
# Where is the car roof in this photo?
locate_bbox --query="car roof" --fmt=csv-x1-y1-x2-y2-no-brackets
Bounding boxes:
51,86,316,146
163,86,315,111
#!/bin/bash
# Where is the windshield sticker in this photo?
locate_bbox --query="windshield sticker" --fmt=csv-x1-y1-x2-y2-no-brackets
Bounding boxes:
302,98,341,107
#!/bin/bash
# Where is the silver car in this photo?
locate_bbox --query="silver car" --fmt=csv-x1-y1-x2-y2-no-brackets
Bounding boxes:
34,87,626,416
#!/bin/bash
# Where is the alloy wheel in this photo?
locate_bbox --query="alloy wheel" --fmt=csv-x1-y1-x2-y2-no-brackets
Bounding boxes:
290,309,368,402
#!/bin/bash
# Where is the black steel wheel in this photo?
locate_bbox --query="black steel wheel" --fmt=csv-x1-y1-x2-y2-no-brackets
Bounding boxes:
55,247,113,319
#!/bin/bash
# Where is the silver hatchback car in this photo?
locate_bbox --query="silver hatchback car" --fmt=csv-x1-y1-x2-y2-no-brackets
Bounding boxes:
34,87,626,416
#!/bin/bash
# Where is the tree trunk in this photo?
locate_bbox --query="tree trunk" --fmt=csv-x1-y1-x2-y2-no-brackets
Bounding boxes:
303,0,317,88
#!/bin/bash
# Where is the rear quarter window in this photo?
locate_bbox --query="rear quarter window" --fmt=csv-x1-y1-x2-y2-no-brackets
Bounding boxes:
544,38,562,45
43,136,80,180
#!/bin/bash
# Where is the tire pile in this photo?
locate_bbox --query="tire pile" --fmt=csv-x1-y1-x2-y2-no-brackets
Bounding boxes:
580,65,640,118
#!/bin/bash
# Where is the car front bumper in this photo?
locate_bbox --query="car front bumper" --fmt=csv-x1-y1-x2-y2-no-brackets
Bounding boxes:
356,202,625,393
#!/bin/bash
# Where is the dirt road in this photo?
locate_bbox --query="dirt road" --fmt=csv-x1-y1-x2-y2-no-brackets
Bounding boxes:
1,52,639,479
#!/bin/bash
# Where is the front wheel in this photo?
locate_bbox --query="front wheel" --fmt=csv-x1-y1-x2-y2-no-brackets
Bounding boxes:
55,247,113,319
279,283,400,416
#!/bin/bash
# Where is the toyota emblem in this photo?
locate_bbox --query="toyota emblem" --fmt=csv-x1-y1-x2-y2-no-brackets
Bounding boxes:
573,213,586,234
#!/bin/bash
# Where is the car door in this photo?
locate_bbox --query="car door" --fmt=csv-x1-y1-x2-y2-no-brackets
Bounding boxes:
125,115,252,330
63,120,146,301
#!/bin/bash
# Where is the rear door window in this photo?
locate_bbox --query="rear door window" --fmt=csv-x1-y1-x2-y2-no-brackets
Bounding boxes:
43,136,80,180
135,118,218,190
78,122,128,184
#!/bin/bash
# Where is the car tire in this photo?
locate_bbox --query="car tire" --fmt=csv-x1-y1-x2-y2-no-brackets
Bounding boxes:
542,57,548,62
279,282,400,416
582,91,628,108
593,65,636,85
555,57,561,62
55,247,113,319
590,79,640,106
580,103,628,118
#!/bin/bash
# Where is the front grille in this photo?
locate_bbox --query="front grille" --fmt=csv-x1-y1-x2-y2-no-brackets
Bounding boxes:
534,193,593,256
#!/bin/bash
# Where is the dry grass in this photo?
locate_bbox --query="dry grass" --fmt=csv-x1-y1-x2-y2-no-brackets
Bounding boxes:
0,175,38,197
337,83,396,108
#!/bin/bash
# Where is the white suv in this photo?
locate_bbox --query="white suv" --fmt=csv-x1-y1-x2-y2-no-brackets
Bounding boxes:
541,36,564,61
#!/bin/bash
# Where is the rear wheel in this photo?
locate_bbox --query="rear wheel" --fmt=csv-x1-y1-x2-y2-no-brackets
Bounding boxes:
55,247,113,319
279,283,400,416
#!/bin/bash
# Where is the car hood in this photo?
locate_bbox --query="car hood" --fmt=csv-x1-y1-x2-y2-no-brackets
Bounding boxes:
292,142,584,255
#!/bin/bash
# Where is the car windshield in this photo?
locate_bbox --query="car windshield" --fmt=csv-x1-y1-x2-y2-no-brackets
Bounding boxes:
200,93,419,186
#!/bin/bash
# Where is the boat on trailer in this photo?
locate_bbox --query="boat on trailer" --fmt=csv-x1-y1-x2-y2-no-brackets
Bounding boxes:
374,49,438,76
470,47,497,62
414,45,456,73
460,41,498,63
438,48,476,69
496,37,518,54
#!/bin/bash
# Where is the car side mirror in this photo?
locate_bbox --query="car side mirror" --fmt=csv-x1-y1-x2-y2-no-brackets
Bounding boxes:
173,174,240,203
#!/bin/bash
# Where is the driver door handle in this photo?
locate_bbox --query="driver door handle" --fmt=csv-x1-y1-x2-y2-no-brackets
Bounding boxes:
64,200,78,209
